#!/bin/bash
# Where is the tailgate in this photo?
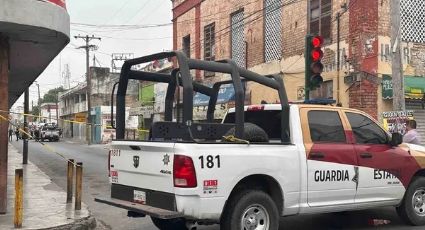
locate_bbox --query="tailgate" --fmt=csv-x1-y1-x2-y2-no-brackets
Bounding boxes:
110,141,175,194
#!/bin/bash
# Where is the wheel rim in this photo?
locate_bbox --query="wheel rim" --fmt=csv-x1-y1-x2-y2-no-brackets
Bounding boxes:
240,204,270,230
412,188,425,216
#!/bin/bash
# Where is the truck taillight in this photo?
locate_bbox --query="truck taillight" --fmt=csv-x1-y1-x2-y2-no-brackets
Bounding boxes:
173,155,197,188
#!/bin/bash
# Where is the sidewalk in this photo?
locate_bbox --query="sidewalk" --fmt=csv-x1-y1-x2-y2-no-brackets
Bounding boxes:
0,144,96,230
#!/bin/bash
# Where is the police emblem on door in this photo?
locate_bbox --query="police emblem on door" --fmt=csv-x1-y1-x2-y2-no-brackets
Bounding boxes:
133,156,139,168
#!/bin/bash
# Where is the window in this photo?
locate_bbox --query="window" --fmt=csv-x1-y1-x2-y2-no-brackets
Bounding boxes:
308,110,346,142
231,10,246,68
346,112,388,144
204,23,215,61
309,0,331,42
223,110,282,140
204,23,215,77
264,0,282,62
182,35,191,58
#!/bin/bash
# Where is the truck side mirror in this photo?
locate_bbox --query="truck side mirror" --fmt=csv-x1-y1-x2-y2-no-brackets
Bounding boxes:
390,133,403,146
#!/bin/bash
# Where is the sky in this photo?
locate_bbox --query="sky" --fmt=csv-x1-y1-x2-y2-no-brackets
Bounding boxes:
13,0,172,109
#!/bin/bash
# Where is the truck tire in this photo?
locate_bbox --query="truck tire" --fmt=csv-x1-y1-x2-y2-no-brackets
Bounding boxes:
397,177,425,226
150,217,188,230
221,190,279,230
223,123,269,143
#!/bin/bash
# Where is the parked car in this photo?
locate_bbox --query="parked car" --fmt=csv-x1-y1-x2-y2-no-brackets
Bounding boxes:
40,125,60,142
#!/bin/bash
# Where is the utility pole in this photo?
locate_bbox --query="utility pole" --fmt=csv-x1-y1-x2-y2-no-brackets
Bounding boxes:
23,89,29,165
336,3,347,105
56,92,59,126
391,0,405,111
336,12,341,104
74,35,101,145
36,82,41,122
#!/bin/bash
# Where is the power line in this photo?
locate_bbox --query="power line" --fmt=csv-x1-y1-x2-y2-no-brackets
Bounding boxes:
103,0,134,25
69,0,259,32
120,0,151,25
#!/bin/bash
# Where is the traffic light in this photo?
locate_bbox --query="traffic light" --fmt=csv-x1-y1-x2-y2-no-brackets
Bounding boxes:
305,35,324,100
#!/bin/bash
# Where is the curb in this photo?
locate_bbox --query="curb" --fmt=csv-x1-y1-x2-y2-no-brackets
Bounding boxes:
41,216,97,230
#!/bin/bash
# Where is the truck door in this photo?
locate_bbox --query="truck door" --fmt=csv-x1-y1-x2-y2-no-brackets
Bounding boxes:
344,112,418,204
301,109,358,207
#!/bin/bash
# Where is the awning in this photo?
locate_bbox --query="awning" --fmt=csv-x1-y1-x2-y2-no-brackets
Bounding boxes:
382,75,425,100
193,84,235,106
405,76,425,99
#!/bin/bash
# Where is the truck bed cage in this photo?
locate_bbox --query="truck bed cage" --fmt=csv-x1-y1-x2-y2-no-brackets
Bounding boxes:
114,51,290,143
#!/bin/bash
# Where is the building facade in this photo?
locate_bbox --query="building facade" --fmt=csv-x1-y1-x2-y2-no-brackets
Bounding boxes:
172,0,425,121
40,102,58,124
58,67,139,142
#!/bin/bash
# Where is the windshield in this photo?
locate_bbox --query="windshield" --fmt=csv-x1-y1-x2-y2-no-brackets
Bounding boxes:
223,110,282,139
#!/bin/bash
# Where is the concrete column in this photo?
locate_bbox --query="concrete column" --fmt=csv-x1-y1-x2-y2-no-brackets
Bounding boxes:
0,35,9,214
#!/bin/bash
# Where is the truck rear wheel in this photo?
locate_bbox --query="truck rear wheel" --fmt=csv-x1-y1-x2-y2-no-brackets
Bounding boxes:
221,190,279,230
150,217,188,230
397,177,425,226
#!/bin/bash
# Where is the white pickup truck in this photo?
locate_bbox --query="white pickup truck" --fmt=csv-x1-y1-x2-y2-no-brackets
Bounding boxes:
99,103,425,230
95,52,425,230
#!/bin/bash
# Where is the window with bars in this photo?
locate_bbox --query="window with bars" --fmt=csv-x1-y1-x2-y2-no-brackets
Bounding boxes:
264,0,283,62
182,35,191,58
401,0,425,43
309,0,332,42
204,23,215,77
231,10,246,68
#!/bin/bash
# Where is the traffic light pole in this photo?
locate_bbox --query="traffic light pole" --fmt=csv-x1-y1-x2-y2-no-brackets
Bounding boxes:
305,35,313,101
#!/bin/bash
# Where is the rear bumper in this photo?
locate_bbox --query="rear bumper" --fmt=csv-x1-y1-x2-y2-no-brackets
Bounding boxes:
111,184,177,211
95,197,183,219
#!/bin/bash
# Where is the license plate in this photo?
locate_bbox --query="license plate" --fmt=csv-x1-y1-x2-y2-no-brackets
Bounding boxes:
133,190,146,204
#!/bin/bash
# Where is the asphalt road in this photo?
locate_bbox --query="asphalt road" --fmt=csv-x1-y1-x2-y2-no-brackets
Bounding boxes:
10,139,425,230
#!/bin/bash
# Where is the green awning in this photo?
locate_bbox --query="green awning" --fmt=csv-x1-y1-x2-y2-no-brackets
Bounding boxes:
405,76,425,99
382,75,425,100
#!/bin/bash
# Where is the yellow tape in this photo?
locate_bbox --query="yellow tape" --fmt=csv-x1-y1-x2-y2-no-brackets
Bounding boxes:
222,135,250,144
0,114,79,167
1,110,150,133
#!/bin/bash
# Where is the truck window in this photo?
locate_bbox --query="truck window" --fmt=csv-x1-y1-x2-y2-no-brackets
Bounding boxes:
307,110,346,143
223,110,282,139
346,112,388,144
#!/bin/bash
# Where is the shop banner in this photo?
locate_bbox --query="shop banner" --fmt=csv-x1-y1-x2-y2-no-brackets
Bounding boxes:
382,110,414,134
382,75,393,99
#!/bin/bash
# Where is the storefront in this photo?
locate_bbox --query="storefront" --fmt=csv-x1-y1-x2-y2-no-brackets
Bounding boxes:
382,75,425,110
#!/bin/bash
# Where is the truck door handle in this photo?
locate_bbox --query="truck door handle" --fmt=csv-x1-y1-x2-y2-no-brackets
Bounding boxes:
360,153,373,159
310,152,325,159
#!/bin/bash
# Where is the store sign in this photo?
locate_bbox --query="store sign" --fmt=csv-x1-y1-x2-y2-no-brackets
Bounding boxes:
74,113,86,123
47,0,66,9
193,104,228,121
129,106,154,117
382,110,414,135
382,75,393,99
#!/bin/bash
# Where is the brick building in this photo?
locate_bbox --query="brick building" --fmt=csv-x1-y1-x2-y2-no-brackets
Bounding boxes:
172,0,425,120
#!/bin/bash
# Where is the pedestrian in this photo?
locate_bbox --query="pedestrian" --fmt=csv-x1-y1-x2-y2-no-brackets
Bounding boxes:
15,127,20,141
403,119,421,145
8,127,13,141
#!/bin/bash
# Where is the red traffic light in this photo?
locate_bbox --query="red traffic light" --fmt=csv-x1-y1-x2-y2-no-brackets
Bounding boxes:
312,36,323,48
311,49,323,62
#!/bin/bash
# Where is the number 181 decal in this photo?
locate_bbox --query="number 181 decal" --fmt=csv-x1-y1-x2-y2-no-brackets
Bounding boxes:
199,155,221,169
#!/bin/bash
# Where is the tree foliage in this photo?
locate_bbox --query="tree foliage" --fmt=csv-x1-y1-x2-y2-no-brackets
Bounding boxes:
40,87,65,104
